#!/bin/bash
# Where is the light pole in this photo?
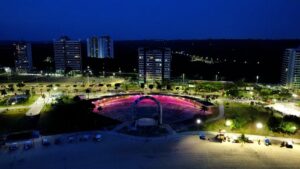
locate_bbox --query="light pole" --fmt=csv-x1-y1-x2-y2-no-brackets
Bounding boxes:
215,72,220,81
86,66,90,86
225,119,232,127
196,118,202,131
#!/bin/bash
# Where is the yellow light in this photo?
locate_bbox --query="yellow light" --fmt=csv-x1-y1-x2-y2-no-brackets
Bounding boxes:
256,122,263,129
225,120,232,126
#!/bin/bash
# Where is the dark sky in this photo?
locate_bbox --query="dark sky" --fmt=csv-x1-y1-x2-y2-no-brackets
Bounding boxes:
1,0,300,40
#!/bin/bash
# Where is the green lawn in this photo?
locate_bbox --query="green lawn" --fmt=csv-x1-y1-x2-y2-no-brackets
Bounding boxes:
0,108,38,134
0,95,39,108
38,100,120,135
203,102,300,138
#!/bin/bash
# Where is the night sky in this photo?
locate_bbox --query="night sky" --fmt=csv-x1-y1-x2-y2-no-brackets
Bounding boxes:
1,0,300,40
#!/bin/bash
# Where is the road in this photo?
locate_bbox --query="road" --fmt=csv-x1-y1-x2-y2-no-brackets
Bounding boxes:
0,132,299,169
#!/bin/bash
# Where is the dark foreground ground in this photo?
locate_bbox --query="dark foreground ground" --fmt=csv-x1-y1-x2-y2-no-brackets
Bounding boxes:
0,132,299,169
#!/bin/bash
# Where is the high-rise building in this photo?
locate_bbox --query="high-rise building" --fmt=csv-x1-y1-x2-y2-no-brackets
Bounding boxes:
87,36,114,59
281,47,300,88
138,48,171,84
14,42,32,73
87,37,100,58
53,36,82,73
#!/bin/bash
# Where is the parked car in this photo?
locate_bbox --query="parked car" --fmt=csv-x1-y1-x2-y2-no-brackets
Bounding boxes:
245,137,254,143
8,143,18,151
199,132,206,140
42,138,50,146
215,133,226,143
23,141,33,150
264,138,271,146
68,136,76,143
286,141,293,149
94,134,102,142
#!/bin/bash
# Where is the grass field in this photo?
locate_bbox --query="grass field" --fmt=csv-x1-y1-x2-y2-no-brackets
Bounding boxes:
0,108,35,134
0,95,39,108
38,100,120,135
204,102,300,138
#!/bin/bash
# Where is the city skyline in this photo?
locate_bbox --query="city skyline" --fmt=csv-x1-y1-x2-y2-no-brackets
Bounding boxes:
1,0,300,41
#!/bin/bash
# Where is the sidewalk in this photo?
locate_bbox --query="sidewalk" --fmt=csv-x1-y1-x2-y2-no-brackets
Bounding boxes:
179,130,300,144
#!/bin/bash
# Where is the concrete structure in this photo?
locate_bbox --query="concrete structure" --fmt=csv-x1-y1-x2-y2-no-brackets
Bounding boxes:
87,36,114,59
14,42,32,72
281,47,300,88
138,48,171,84
53,36,82,73
132,95,163,125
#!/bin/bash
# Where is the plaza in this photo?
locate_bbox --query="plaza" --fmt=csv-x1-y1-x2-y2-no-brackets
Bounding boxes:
0,132,299,169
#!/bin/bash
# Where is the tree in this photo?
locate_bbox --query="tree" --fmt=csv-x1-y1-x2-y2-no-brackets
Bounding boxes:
114,83,121,90
16,82,25,88
8,84,15,92
281,122,297,134
156,83,162,90
85,88,91,99
1,89,7,96
148,84,154,91
25,89,31,96
267,116,281,132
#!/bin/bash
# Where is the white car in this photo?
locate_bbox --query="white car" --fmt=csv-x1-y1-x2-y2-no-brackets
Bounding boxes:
94,134,102,142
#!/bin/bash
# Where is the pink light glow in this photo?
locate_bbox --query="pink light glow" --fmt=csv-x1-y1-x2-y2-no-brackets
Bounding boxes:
92,95,211,123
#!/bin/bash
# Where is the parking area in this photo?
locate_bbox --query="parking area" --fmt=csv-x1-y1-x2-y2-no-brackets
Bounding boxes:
1,132,300,169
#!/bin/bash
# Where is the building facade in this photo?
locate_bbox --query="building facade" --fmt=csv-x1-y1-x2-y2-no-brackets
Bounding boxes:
53,36,82,73
14,42,32,73
138,48,171,84
87,36,114,59
281,47,300,88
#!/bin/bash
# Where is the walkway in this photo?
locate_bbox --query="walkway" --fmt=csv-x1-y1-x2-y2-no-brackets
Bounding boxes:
206,99,225,123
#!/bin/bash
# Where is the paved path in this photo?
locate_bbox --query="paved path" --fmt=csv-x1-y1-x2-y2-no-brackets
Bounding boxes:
25,96,47,116
206,100,224,123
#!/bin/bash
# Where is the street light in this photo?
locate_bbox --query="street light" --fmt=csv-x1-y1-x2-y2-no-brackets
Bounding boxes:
196,118,202,125
256,122,263,129
256,75,259,83
196,118,202,131
225,119,232,127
